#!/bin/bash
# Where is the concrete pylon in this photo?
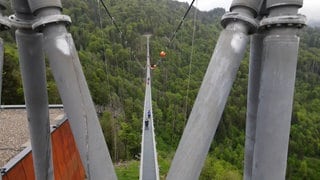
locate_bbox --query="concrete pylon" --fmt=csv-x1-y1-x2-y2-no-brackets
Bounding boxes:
252,0,305,179
16,31,54,180
244,33,265,180
26,0,117,179
167,0,263,179
10,0,54,179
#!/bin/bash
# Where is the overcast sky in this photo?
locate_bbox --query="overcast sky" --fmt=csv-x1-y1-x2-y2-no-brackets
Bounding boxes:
175,0,320,22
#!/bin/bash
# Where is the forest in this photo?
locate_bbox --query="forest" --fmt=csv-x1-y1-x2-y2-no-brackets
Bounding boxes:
1,0,319,179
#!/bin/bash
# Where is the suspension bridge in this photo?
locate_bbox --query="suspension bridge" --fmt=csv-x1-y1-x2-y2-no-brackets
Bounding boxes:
0,0,307,179
140,34,159,180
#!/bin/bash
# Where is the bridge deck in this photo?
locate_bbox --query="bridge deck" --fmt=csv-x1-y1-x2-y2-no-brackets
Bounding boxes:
140,35,159,180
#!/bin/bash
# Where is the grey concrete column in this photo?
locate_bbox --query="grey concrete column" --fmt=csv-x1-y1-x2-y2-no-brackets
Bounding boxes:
167,0,263,178
244,33,264,180
16,29,54,180
11,0,54,179
252,0,305,179
27,1,117,179
230,0,263,16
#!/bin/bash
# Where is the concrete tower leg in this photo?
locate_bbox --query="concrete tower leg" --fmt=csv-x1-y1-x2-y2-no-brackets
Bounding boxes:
167,0,263,179
252,0,305,179
26,0,117,179
244,33,265,180
16,30,54,180
10,0,54,179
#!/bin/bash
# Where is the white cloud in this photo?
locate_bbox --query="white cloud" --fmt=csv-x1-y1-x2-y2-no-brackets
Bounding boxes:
299,0,320,21
175,0,320,22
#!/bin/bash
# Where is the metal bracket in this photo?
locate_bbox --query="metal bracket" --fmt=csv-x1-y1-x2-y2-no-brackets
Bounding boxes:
267,0,303,9
32,14,71,31
221,12,259,34
8,14,71,31
0,16,11,30
260,14,306,29
0,168,6,175
8,15,33,29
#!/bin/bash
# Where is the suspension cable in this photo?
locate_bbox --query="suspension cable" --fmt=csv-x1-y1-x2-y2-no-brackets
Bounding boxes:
157,0,196,68
97,0,112,102
97,1,141,122
97,1,119,161
133,55,146,70
169,0,196,44
184,0,198,123
99,0,123,36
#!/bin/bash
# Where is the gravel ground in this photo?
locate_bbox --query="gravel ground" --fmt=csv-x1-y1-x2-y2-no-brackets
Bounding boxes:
0,108,65,167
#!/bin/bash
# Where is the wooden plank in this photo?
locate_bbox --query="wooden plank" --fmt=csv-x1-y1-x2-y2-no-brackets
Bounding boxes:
51,124,65,180
5,163,26,180
21,153,35,180
2,174,9,180
52,120,86,180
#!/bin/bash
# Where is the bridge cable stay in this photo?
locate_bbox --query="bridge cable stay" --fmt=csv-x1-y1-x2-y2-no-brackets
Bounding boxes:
97,0,112,101
134,56,146,70
99,0,122,37
96,0,141,83
184,0,198,123
169,0,196,44
96,2,150,163
96,1,128,87
96,0,143,104
97,0,146,161
96,0,120,161
98,0,145,70
152,0,196,69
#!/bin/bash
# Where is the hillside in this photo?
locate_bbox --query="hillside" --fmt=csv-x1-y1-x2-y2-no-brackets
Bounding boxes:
1,0,320,179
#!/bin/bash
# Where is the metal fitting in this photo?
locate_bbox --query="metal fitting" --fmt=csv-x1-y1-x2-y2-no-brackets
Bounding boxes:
32,14,71,31
230,0,263,17
9,0,35,29
0,0,10,30
260,14,306,29
27,0,62,14
11,0,31,14
0,16,10,30
221,12,259,34
8,14,33,29
0,168,6,174
267,0,303,9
